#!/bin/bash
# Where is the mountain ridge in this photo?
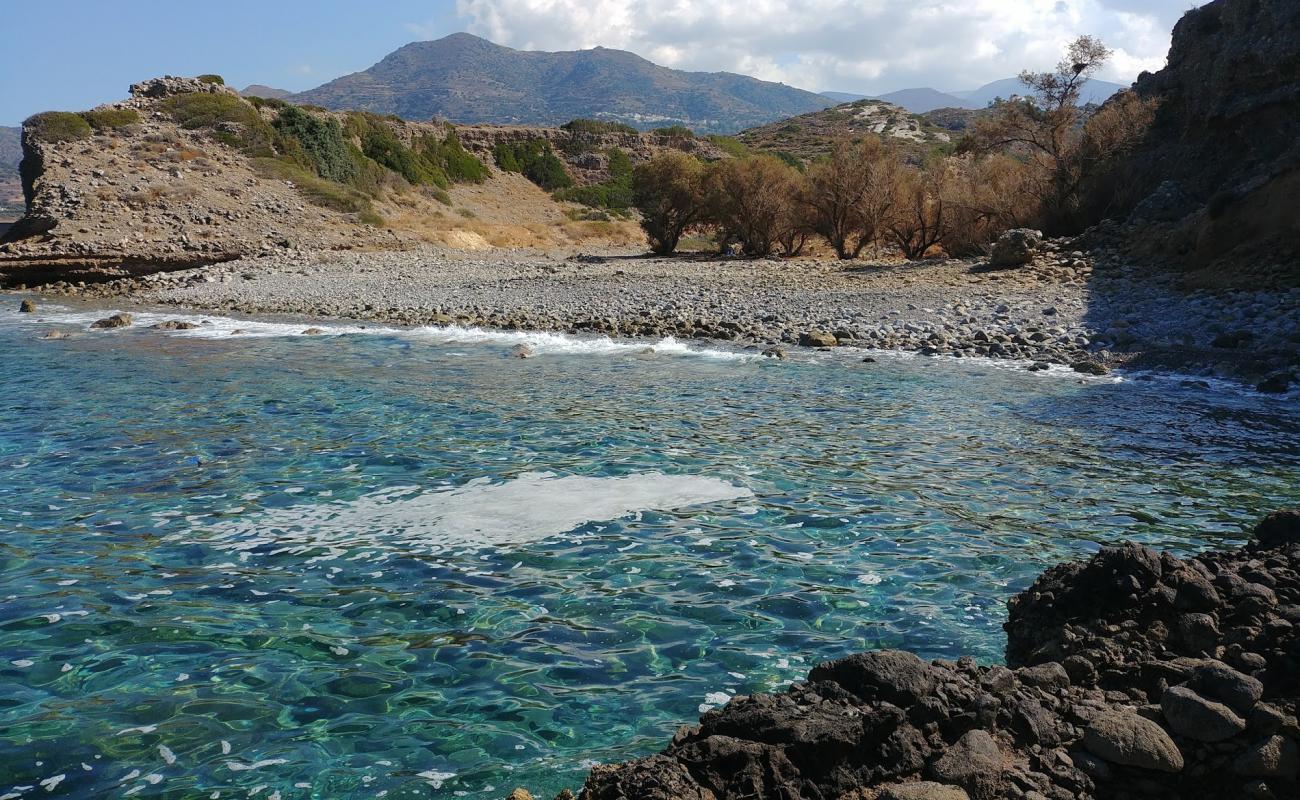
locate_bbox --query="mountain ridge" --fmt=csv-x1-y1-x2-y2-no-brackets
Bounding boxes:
290,33,833,135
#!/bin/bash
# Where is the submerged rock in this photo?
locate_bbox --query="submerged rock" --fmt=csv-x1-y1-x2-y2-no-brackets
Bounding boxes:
90,313,133,329
151,320,200,330
798,331,837,348
1070,360,1110,376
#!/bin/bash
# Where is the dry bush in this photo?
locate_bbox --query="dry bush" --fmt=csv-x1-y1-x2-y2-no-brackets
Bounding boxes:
803,138,900,259
939,155,1037,256
970,36,1114,233
1075,90,1161,222
706,156,803,257
887,164,947,260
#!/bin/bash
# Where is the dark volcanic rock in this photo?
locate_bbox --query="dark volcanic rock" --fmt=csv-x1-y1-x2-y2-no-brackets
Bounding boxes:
580,512,1300,800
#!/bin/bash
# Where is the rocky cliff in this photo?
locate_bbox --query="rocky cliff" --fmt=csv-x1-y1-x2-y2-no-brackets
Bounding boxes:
580,512,1300,800
0,76,720,285
1103,0,1299,283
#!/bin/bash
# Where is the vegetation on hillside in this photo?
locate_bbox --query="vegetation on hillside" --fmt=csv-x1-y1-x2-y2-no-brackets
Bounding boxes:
493,139,573,190
152,92,491,224
560,119,638,136
632,37,1154,257
25,112,93,143
554,148,633,212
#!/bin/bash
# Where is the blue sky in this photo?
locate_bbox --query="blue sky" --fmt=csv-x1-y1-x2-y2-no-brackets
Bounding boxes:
0,0,460,126
0,0,1190,127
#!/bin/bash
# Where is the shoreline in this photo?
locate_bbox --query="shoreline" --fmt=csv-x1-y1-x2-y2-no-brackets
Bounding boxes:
576,511,1300,800
6,243,1298,389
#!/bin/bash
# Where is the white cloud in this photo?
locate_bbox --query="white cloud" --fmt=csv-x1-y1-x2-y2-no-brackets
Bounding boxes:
454,0,1193,93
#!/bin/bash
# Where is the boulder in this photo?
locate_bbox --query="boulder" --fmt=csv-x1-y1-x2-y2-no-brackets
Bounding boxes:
809,650,937,705
1083,710,1183,772
1189,661,1263,715
19,299,35,313
1070,361,1110,376
1254,510,1300,549
1233,736,1299,779
798,331,837,348
90,313,133,329
929,730,1003,792
1257,373,1294,394
880,781,971,800
151,320,200,331
1160,685,1246,741
1019,662,1071,691
988,229,1042,267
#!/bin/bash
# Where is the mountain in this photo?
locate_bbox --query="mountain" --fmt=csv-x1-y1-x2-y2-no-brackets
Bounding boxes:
0,126,21,171
291,33,833,134
951,77,1127,108
738,100,956,163
0,126,23,214
241,85,292,100
820,91,869,103
874,87,976,113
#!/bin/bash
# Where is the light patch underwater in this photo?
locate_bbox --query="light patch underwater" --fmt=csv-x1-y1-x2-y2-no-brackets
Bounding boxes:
179,471,755,557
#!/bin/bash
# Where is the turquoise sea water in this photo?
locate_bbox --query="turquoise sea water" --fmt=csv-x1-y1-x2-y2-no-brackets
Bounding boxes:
2,299,1298,799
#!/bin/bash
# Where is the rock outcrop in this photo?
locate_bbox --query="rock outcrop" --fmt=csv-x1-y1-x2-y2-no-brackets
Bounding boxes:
1104,0,1300,282
580,511,1300,800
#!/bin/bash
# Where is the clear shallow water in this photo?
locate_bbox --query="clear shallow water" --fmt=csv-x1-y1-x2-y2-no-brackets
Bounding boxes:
1,300,1298,799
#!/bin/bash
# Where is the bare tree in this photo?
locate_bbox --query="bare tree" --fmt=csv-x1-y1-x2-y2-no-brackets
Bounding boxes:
803,139,900,259
971,36,1114,231
888,164,947,260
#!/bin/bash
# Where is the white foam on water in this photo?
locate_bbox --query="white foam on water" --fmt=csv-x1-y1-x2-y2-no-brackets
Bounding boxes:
0,303,757,362
189,471,753,557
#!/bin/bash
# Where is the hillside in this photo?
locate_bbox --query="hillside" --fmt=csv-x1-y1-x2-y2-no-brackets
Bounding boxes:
953,76,1126,108
876,87,975,113
291,33,832,134
240,85,291,100
737,99,956,163
0,76,729,280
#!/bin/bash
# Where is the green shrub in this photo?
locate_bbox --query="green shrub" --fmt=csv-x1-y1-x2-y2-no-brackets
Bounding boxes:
493,141,522,173
80,108,141,130
25,111,92,143
252,156,378,218
273,106,357,183
196,74,225,86
706,135,750,158
162,93,274,152
492,139,572,190
554,147,633,210
415,129,488,185
561,118,638,135
652,125,695,139
246,95,287,111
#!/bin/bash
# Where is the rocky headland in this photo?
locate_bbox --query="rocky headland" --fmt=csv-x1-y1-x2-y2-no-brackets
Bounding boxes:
570,511,1300,800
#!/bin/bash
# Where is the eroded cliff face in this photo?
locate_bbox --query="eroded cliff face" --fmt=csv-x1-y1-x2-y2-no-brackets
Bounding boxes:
1112,0,1299,281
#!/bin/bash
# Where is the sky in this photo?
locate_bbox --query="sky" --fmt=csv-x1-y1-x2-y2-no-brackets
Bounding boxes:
0,0,1197,126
